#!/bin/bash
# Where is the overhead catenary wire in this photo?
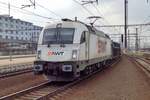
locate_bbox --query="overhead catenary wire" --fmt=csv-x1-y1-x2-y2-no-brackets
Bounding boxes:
0,6,47,25
72,0,106,27
73,0,121,35
0,1,52,20
72,0,122,41
35,2,63,19
91,2,121,35
72,0,95,16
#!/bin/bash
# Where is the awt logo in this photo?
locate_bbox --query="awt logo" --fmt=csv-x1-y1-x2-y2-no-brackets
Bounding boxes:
48,51,64,56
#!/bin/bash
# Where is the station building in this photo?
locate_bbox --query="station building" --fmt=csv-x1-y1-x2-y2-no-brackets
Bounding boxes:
0,15,42,55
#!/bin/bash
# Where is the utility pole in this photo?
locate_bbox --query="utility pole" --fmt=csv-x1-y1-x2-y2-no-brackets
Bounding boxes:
124,0,128,49
135,28,138,51
8,2,12,61
138,38,141,50
128,29,130,50
8,3,10,16
147,0,149,3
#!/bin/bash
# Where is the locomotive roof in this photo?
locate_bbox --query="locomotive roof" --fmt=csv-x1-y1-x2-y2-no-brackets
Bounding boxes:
61,19,110,39
86,25,110,39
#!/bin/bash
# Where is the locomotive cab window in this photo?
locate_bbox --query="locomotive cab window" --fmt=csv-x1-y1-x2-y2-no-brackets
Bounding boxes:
80,31,86,44
42,28,75,44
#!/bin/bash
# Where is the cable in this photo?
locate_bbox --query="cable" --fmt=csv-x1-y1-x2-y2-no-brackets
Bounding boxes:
0,1,52,20
72,0,122,41
91,3,103,16
35,2,63,19
72,0,95,16
0,5,48,25
91,2,121,35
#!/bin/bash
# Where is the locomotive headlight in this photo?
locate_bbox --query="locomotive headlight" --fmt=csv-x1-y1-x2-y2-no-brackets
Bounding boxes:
72,50,77,59
62,65,72,72
37,50,41,59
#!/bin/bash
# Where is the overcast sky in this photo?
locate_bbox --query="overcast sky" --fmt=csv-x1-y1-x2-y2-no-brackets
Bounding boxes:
0,0,150,47
0,0,149,26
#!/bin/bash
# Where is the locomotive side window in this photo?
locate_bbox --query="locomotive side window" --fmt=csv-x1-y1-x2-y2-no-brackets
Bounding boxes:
80,31,86,44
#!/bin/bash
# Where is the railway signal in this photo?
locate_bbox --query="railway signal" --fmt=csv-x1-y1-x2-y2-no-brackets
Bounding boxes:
121,34,124,43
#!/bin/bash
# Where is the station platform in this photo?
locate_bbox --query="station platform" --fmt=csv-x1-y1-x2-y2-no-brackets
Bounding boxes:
0,56,35,67
0,54,36,60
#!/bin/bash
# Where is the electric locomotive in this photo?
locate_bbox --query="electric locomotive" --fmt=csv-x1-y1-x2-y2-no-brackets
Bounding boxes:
34,19,121,81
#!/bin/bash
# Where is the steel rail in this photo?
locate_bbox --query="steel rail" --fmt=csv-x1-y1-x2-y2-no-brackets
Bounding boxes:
139,58,150,65
0,58,120,100
38,58,121,100
129,56,150,78
0,81,50,100
0,63,33,78
135,57,150,73
0,68,32,78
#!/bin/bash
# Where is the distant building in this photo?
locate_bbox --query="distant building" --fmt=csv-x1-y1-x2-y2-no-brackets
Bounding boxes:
0,15,43,55
0,15,42,42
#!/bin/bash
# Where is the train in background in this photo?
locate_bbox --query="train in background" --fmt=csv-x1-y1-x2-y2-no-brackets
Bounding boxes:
33,19,121,81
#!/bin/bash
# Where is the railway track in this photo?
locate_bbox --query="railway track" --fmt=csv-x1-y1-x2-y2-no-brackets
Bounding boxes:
140,58,150,65
129,56,150,78
0,59,120,100
0,81,68,100
0,63,33,78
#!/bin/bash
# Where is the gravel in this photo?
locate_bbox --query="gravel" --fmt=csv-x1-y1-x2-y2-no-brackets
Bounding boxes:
0,72,47,97
58,56,150,100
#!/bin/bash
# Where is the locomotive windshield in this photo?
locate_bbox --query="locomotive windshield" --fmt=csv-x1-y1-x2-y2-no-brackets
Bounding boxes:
43,28,75,44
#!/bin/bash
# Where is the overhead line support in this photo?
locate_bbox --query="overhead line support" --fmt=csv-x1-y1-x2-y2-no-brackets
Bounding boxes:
124,0,128,49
